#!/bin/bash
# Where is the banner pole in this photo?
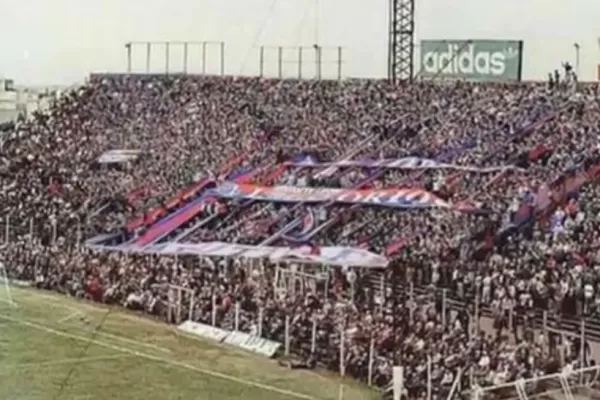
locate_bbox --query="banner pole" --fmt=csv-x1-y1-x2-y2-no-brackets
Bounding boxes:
426,355,432,400
167,286,172,323
76,218,82,251
442,288,447,328
409,282,414,321
339,325,345,377
285,315,291,356
188,290,194,321
177,288,182,324
311,317,317,354
258,307,263,337
5,213,10,243
473,288,480,338
211,293,217,326
51,217,57,244
543,310,547,331
392,366,403,400
367,334,375,386
580,318,586,384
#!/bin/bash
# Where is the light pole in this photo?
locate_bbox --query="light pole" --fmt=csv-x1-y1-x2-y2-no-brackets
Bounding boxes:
313,44,322,80
574,42,580,78
125,43,132,73
124,41,225,75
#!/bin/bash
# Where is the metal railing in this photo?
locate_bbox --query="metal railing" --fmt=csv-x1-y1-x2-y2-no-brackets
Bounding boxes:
471,364,600,400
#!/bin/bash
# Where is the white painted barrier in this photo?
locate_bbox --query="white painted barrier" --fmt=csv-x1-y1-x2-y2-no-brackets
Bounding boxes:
177,321,282,358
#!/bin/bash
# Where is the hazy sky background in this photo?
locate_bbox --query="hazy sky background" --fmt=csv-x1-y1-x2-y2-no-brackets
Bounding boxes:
1,0,599,86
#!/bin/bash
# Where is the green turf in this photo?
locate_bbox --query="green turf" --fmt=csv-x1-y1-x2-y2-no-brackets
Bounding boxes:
0,287,378,400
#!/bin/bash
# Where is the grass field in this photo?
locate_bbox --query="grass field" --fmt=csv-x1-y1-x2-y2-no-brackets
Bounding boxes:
0,286,378,400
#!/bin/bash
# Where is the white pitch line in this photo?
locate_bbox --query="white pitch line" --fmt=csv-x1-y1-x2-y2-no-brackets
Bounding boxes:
19,291,172,354
0,354,129,371
94,330,172,354
18,289,171,331
58,310,84,324
0,313,317,400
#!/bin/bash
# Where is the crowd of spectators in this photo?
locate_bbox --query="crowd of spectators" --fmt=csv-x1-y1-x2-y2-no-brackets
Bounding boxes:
2,72,600,398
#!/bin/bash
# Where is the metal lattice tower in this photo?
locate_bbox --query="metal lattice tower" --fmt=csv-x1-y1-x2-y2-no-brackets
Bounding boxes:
388,0,415,83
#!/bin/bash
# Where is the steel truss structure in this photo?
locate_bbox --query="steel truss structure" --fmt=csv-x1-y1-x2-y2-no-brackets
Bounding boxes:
388,0,415,83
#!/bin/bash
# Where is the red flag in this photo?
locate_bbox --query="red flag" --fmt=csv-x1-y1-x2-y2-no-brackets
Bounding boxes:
385,238,408,256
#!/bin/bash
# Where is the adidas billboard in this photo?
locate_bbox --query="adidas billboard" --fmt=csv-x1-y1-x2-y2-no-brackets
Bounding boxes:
420,40,523,82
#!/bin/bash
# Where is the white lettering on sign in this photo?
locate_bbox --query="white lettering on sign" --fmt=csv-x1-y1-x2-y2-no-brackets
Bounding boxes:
212,183,448,209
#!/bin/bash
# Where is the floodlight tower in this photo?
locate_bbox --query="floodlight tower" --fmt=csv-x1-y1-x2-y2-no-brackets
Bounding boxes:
387,0,415,83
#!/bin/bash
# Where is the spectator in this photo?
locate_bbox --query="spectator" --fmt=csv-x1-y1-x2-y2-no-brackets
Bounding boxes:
3,74,600,396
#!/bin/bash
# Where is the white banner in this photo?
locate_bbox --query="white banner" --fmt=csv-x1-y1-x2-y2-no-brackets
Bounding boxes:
96,149,141,164
178,321,229,342
177,321,281,358
223,331,281,358
90,241,389,268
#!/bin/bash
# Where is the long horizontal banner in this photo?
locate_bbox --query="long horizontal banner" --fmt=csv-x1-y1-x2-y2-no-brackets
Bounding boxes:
211,182,450,209
87,241,389,268
97,149,141,164
285,155,519,173
178,321,281,357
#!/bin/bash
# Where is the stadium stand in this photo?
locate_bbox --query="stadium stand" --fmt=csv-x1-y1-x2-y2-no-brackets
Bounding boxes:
3,71,600,399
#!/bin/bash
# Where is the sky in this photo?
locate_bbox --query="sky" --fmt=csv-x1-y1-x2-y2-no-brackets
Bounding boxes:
1,0,599,86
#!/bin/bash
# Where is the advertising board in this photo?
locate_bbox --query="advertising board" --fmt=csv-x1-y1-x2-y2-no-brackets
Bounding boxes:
420,40,524,82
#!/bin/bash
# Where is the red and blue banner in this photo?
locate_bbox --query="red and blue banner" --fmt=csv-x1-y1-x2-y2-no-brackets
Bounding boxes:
281,209,317,243
211,182,450,209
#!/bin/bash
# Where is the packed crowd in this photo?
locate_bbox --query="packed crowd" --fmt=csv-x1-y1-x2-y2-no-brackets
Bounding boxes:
3,240,584,397
2,72,600,398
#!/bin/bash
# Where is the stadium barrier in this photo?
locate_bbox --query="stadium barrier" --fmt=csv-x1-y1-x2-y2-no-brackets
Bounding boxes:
469,364,600,400
368,268,600,345
178,320,281,357
7,209,600,396
166,282,380,384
